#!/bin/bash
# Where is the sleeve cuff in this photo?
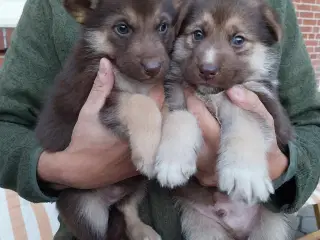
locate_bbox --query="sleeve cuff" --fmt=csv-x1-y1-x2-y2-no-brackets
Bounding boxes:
30,146,59,202
272,141,297,190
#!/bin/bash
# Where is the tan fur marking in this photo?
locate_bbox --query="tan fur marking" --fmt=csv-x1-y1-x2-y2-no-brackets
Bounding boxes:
124,8,140,27
85,30,114,54
118,93,162,178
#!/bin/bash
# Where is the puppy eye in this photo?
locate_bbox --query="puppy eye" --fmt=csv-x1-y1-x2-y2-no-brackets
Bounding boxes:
158,22,168,34
114,23,131,36
231,35,245,47
193,30,204,41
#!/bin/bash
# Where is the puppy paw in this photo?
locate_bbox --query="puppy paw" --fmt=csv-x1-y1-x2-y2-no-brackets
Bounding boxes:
128,223,162,240
218,162,274,204
155,111,202,188
134,161,156,179
155,148,197,188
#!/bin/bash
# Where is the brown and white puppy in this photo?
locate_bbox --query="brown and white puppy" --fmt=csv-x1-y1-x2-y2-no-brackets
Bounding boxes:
35,0,187,239
156,0,294,239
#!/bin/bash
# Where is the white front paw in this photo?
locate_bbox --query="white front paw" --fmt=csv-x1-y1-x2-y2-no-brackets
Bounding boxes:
155,143,198,188
218,158,274,204
154,111,202,188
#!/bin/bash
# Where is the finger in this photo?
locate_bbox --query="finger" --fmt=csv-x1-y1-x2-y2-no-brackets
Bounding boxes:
226,85,274,126
82,58,115,113
148,84,165,109
186,94,220,144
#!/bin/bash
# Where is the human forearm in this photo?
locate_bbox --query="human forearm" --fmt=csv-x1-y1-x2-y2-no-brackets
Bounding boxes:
0,122,56,203
270,126,320,213
38,141,136,190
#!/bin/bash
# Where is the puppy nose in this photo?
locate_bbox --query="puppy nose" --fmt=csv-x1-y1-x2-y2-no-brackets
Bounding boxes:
199,64,219,79
141,59,162,77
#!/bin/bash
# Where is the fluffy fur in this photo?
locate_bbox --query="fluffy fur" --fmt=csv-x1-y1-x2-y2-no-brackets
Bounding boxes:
35,0,188,239
157,0,294,239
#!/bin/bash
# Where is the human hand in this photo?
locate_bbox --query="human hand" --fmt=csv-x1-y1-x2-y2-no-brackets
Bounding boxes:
226,85,288,181
184,89,220,187
37,58,164,190
185,84,289,187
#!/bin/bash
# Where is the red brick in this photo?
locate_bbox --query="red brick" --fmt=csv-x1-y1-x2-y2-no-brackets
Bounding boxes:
305,40,318,46
0,28,14,50
312,5,320,12
308,34,316,39
315,12,320,18
296,4,312,11
302,0,316,3
300,11,314,18
310,53,317,59
0,30,3,50
312,59,320,65
303,19,318,25
300,26,313,33
5,28,14,45
307,46,314,53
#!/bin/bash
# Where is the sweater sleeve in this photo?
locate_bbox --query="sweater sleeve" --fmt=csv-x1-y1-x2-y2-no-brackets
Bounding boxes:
0,0,62,203
267,0,320,213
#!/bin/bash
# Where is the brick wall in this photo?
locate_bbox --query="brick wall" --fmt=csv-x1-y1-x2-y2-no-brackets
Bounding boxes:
293,0,320,84
0,28,13,67
0,2,320,82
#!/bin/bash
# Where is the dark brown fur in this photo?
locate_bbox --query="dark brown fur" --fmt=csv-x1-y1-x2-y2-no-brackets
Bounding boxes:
35,0,188,239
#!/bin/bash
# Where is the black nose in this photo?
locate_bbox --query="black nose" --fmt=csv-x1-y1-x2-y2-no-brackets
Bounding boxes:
141,59,162,77
199,64,219,80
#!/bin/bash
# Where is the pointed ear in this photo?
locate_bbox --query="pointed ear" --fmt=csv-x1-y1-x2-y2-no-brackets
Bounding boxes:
173,0,191,36
63,0,99,24
261,4,282,43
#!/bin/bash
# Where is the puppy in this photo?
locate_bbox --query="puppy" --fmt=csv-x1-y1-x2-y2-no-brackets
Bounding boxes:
35,0,187,239
156,0,294,239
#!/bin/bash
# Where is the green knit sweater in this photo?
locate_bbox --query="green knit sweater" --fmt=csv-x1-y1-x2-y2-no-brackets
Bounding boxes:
0,0,319,239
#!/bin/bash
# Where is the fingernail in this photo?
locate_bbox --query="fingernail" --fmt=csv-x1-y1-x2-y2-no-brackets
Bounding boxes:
229,85,244,101
98,58,110,75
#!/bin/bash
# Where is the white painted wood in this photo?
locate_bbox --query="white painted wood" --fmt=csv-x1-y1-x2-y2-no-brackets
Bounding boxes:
0,0,27,28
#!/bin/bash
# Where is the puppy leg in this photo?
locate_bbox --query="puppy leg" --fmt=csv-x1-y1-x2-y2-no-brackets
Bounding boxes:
118,183,161,240
155,110,202,188
155,82,202,188
57,183,137,240
101,93,162,178
211,93,274,204
248,207,290,240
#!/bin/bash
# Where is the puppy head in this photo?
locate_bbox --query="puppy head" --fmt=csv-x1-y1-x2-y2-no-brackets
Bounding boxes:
172,0,282,89
64,0,188,83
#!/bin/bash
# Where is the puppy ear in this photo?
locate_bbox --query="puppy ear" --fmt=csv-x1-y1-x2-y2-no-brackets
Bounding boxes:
173,0,191,36
261,4,282,43
63,0,99,24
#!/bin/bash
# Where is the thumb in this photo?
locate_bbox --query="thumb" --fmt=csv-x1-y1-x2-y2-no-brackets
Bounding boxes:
186,94,220,144
83,58,114,112
226,85,273,125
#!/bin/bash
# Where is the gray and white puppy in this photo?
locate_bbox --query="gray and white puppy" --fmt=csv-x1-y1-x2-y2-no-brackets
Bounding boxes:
155,0,294,239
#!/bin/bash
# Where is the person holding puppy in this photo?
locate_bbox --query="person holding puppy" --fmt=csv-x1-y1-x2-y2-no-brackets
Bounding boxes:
0,0,319,239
